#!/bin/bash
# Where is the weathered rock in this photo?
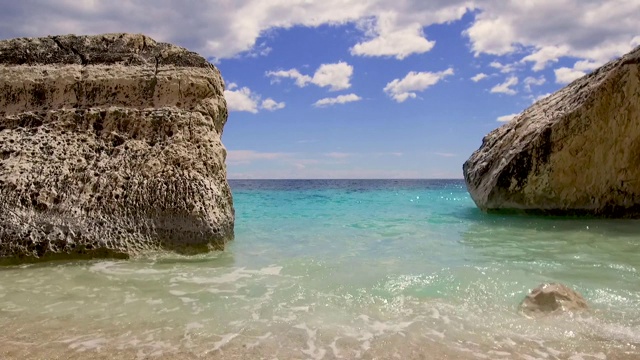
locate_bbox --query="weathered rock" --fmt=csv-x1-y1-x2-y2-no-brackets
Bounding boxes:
0,33,234,263
520,283,588,316
464,46,640,216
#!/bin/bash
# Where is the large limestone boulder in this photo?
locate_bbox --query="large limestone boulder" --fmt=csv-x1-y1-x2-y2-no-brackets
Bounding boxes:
0,33,234,263
464,46,640,216
520,283,588,316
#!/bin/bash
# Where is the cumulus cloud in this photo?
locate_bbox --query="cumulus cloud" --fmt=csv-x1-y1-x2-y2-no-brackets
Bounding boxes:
0,1,473,60
224,83,285,113
267,62,353,91
0,0,637,78
224,85,260,113
350,21,434,59
311,62,354,91
313,93,362,107
464,15,515,56
466,0,640,65
489,61,516,73
554,67,585,84
573,59,602,72
348,4,471,59
523,76,546,92
497,113,519,122
471,73,488,82
490,76,518,95
261,98,286,111
265,69,312,87
553,58,603,84
384,68,454,102
521,45,569,71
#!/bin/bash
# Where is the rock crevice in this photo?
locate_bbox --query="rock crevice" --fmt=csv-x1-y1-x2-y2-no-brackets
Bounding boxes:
0,33,234,263
464,46,640,216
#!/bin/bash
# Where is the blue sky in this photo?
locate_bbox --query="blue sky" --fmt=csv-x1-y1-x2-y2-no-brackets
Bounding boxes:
2,1,639,178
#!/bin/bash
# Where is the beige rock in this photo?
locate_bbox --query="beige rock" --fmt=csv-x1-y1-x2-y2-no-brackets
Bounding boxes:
520,283,588,316
0,33,234,263
463,46,640,216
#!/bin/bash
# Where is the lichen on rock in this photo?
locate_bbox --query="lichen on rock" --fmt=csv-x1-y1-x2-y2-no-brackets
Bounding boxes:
464,46,640,216
0,33,234,263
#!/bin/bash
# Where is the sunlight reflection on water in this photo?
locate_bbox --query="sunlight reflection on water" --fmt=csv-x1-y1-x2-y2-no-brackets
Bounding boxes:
1,180,639,359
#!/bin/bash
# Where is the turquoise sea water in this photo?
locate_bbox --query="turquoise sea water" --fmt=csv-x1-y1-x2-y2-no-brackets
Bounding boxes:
1,179,640,359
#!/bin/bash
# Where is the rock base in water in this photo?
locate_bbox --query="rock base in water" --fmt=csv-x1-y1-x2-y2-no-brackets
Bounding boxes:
463,46,640,216
0,33,234,263
520,283,588,316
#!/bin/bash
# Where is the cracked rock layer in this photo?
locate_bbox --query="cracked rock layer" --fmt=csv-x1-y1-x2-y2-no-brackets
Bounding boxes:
464,46,640,216
0,33,234,263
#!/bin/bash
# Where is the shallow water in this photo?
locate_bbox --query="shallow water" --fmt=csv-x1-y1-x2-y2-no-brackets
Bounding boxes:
1,179,639,359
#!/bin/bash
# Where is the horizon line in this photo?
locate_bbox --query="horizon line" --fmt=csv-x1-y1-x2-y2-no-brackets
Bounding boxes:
228,178,465,180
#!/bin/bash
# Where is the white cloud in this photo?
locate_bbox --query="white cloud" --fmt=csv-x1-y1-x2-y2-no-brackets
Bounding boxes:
265,69,312,87
554,67,585,84
471,73,488,82
489,61,516,73
350,22,434,59
314,93,362,107
261,98,286,111
348,5,471,59
244,42,272,58
490,76,519,95
0,1,475,61
311,62,354,91
464,15,515,56
384,68,454,102
521,45,569,71
224,86,259,113
523,76,546,92
224,85,285,113
497,113,519,122
573,59,602,72
553,58,603,84
466,1,640,66
1,0,637,70
267,62,353,91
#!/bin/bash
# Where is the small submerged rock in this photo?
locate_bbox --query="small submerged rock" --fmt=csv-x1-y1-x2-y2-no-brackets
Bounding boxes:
520,283,588,316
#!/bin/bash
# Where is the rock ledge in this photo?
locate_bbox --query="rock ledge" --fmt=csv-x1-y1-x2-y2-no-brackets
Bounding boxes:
0,33,234,263
464,46,640,216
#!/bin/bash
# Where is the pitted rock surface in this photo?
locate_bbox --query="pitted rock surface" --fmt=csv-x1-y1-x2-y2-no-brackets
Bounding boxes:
0,33,234,263
464,46,640,216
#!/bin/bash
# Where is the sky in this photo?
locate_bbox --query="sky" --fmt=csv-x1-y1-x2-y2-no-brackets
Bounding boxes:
1,1,639,179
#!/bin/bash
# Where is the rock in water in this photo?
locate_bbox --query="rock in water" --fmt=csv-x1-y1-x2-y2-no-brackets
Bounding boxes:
464,46,640,216
0,33,234,263
520,283,588,316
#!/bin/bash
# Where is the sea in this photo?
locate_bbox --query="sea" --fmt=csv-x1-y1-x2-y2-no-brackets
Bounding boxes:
1,179,639,359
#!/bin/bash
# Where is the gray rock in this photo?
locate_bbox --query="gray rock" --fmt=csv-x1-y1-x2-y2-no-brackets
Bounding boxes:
0,33,234,264
463,46,640,216
520,283,588,316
